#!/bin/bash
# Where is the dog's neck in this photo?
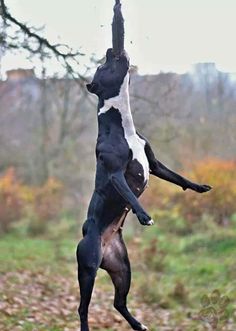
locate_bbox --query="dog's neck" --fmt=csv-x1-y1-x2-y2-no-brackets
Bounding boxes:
98,73,136,137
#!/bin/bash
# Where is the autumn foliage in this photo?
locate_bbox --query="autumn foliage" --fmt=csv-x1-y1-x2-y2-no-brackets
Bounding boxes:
142,158,236,225
1,158,235,234
0,168,24,233
0,168,63,234
178,158,236,224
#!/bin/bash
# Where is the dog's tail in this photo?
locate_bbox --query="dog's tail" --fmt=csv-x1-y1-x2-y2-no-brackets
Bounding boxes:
112,0,125,57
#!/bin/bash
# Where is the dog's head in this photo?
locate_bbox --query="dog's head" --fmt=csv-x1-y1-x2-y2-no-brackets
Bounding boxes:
86,48,130,100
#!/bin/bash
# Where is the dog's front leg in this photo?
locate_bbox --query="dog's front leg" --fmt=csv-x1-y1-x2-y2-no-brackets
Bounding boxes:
110,171,154,226
143,139,211,193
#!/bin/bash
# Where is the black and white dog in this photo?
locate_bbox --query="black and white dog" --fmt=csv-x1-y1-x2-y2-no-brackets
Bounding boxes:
76,2,211,331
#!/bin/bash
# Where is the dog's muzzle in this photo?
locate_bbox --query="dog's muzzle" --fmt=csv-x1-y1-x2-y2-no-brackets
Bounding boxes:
86,82,99,94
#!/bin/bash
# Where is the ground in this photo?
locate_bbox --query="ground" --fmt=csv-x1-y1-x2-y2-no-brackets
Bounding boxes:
0,218,236,331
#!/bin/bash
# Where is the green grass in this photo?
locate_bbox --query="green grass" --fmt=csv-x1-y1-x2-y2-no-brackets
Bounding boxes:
132,218,236,329
0,234,77,274
141,221,236,284
0,218,236,330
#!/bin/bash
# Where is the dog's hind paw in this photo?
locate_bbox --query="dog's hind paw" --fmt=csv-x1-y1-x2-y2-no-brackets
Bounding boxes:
133,323,148,331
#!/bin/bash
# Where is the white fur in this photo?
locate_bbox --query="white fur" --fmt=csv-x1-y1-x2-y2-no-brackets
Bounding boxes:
98,73,150,182
148,219,154,226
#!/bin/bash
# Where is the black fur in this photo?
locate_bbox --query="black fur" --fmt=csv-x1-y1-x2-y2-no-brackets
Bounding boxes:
87,48,129,100
77,47,211,331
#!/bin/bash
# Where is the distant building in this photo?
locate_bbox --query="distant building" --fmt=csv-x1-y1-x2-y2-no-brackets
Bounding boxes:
6,69,35,81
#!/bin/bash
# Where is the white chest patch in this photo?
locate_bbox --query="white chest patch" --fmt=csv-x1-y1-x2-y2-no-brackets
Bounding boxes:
126,134,150,182
98,73,150,182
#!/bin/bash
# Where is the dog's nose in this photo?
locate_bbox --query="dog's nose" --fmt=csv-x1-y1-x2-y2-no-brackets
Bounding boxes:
86,82,99,93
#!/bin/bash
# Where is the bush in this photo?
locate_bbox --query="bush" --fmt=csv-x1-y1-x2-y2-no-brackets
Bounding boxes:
28,178,63,236
141,177,178,211
142,158,236,227
0,168,63,235
0,168,23,233
33,178,63,222
177,158,236,225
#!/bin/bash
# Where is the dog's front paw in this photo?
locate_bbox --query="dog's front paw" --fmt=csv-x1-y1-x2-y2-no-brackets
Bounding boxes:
136,211,154,226
193,184,212,193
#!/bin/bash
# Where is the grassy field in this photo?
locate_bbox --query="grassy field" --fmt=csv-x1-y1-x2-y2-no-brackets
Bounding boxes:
0,217,236,331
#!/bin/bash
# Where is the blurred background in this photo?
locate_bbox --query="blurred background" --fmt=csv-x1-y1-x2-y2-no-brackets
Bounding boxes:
0,0,236,330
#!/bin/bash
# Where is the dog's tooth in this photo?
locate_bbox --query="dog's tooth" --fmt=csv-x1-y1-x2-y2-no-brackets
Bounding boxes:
136,187,140,191
138,173,142,176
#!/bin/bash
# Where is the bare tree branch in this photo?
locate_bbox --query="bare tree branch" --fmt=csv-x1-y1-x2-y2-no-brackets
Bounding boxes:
0,0,87,81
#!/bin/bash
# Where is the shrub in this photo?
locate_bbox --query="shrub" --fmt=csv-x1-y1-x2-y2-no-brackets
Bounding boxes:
142,158,236,227
176,158,236,225
141,177,178,211
0,168,29,233
0,168,63,235
28,178,63,236
33,178,63,222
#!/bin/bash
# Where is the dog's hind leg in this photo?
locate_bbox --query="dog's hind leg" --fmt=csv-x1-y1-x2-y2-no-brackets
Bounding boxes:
77,219,102,331
101,233,147,331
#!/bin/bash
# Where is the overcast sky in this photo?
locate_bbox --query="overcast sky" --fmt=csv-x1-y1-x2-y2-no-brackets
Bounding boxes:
1,0,236,75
